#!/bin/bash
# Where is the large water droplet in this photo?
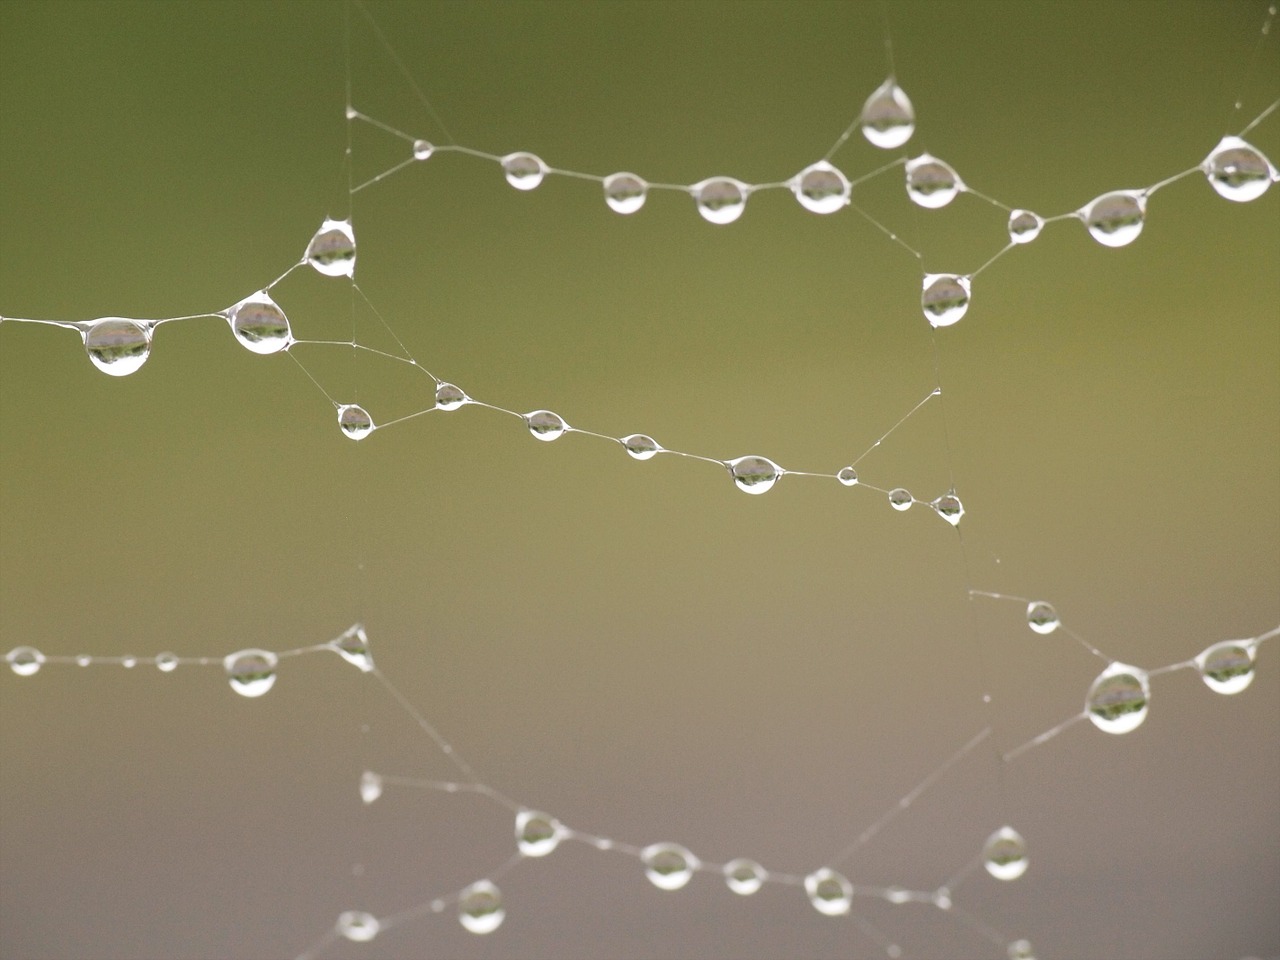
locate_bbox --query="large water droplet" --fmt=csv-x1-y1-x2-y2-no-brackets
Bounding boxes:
229,291,291,355
329,624,373,672
434,382,468,410
888,488,913,511
642,842,698,890
156,652,179,673
83,318,152,377
1026,601,1059,635
1081,190,1145,247
338,404,374,440
1008,209,1045,244
792,161,850,214
692,177,748,224
983,826,1028,881
921,274,971,327
727,456,782,494
501,152,547,191
336,911,379,942
723,858,766,896
621,434,661,460
224,648,278,698
360,771,383,804
603,172,648,214
1007,940,1036,960
1086,662,1150,734
1203,136,1275,202
413,139,434,161
307,219,356,277
861,77,915,149
458,880,505,934
515,809,564,857
525,409,567,441
1195,640,1256,695
931,492,964,526
905,154,962,208
804,868,852,916
837,466,859,487
6,646,45,677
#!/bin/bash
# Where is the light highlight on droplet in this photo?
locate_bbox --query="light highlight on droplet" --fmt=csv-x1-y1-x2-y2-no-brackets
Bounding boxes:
792,161,850,214
1081,190,1145,247
1195,640,1255,695
1203,136,1275,202
906,154,962,208
642,842,698,890
525,409,567,441
983,826,1029,881
515,809,564,857
804,868,852,916
921,274,971,327
458,880,505,934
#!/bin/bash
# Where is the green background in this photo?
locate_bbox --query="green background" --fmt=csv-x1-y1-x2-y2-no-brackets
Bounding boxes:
1,2,1277,958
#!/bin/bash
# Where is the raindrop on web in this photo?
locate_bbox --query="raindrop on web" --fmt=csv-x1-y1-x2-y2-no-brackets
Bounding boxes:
223,648,278,698
228,291,291,355
156,652,179,673
621,434,662,460
804,868,852,916
1081,190,1145,247
329,624,373,672
692,177,748,224
792,161,850,214
525,409,567,441
905,154,962,208
983,826,1029,881
413,139,434,161
723,858,766,895
837,466,859,487
1086,662,1150,734
931,492,964,526
501,152,547,191
335,910,379,943
642,842,698,890
921,274,971,327
861,77,915,149
727,456,782,494
1202,136,1275,202
888,488,913,511
1008,209,1045,244
603,172,648,214
5,646,44,677
83,318,152,377
1026,601,1059,635
1194,640,1255,694
337,404,374,441
458,880,505,934
515,809,564,857
306,218,356,277
434,382,468,410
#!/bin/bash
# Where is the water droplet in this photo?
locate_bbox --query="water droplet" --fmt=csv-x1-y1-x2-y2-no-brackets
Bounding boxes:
1203,136,1275,202
885,886,911,905
359,771,383,804
861,77,915,149
804,868,852,916
603,172,648,214
692,177,748,224
1008,209,1045,244
330,624,373,672
121,656,137,669
792,161,850,214
1081,190,1145,247
621,434,661,460
1026,601,1059,635
413,139,434,161
83,318,152,377
723,858,766,896
458,880,505,934
1195,640,1256,695
75,655,91,667
931,492,964,526
921,274,971,327
905,154,962,208
642,842,698,891
228,291,291,355
433,382,467,410
306,218,357,277
837,466,859,487
983,826,1028,881
155,652,179,672
1086,662,1150,734
501,152,547,191
1007,939,1036,960
888,488,913,511
224,648,278,698
6,646,44,677
338,404,374,440
515,809,564,857
336,910,379,942
727,456,782,494
525,409,567,441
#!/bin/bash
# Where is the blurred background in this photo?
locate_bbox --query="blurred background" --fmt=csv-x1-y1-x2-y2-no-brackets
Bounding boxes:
1,2,1276,959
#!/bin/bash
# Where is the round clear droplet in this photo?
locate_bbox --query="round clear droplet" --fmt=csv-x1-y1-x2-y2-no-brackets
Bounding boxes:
1203,136,1274,202
228,291,291,355
804,868,852,916
1026,601,1059,635
155,652,179,673
458,880,505,934
336,910,379,943
433,382,467,410
1081,190,1145,247
1195,640,1256,695
921,274,971,327
888,488,913,511
515,809,563,857
692,177,748,224
727,456,781,494
338,404,374,441
1008,209,1045,244
1086,662,1150,734
603,172,648,214
861,77,915,149
931,492,964,526
905,154,962,208
621,434,661,460
413,139,434,161
837,466,859,487
6,646,45,677
359,771,383,805
306,218,357,277
723,859,766,896
330,625,373,672
1007,939,1036,960
501,152,547,191
792,161,850,214
983,826,1029,881
224,648,278,698
83,318,152,377
525,409,567,441
642,842,698,891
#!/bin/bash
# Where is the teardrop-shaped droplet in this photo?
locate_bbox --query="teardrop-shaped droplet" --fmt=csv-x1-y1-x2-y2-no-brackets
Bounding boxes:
1194,640,1256,695
727,456,781,494
905,154,962,208
692,177,748,224
228,291,291,355
306,218,357,277
1026,601,1059,635
156,652,179,673
888,487,913,511
360,771,383,804
983,826,1029,881
921,274,971,327
501,152,547,191
1007,940,1036,960
1008,209,1045,244
621,434,661,460
804,868,852,916
525,409,567,441
792,161,850,214
931,492,964,526
336,910,379,943
1081,190,1146,247
861,77,915,149
1203,136,1275,202
337,404,374,440
224,648,278,698
458,880,505,934
413,139,434,161
83,318,152,377
642,842,698,891
434,382,467,410
1086,662,1150,734
329,624,374,672
723,858,766,896
515,809,564,857
6,646,45,677
603,172,648,214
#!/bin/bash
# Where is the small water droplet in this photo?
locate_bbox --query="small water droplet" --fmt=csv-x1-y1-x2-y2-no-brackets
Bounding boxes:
692,177,748,224
501,152,547,191
1007,939,1036,960
983,826,1029,881
1081,190,1145,247
804,868,852,916
1203,136,1275,202
792,161,850,214
75,654,92,667
458,880,505,934
727,456,782,494
155,652,179,673
224,648,278,698
338,404,374,440
83,318,152,376
888,488,913,511
642,842,698,890
1086,662,1150,734
1026,601,1059,635
228,291,291,355
515,809,563,857
413,139,434,161
1008,209,1045,244
336,910,379,942
921,274,971,327
306,219,357,277
525,409,567,441
434,382,468,410
723,859,766,896
905,154,962,208
121,656,137,669
621,434,661,460
931,492,964,525
603,172,648,214
330,624,374,672
360,771,383,804
1195,640,1255,695
344,105,358,120
861,77,915,149
837,466,859,487
6,646,44,677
